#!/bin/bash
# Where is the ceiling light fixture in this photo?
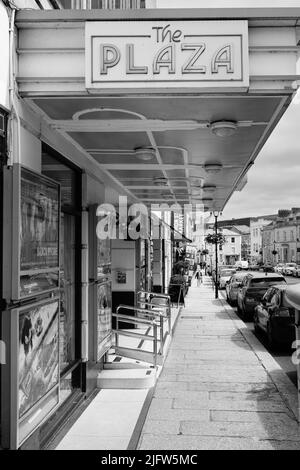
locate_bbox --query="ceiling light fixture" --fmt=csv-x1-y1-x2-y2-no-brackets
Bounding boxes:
153,177,168,186
134,147,156,161
210,120,237,137
204,163,223,174
201,197,213,204
203,185,216,193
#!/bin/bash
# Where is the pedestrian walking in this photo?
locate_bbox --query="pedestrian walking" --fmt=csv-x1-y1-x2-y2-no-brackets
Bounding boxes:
195,269,202,286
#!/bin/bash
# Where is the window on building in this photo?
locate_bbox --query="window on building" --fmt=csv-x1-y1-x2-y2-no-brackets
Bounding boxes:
231,237,235,243
291,230,294,241
283,231,286,241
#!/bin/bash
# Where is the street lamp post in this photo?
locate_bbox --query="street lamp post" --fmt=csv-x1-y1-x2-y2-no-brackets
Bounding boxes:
272,241,278,265
212,211,220,299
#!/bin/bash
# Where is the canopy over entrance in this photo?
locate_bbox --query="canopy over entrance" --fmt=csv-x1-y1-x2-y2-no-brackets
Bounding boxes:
15,8,300,211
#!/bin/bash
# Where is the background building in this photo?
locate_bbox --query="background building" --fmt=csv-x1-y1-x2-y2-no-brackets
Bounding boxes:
262,208,300,264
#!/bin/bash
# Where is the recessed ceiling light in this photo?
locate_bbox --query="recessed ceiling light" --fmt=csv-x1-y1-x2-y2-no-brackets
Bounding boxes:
204,163,223,174
210,121,237,137
134,147,156,161
153,177,168,186
203,185,216,193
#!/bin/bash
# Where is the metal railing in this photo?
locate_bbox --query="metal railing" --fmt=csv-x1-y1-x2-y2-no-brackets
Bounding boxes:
113,304,167,367
167,282,186,308
136,290,172,339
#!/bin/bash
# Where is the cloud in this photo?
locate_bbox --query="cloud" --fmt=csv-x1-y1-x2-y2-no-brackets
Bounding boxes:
223,96,300,219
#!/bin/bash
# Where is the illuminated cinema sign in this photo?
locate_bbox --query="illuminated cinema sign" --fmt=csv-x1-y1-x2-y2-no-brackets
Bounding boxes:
86,20,249,91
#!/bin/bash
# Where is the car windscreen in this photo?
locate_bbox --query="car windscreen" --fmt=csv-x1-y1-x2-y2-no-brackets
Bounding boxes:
220,270,235,277
250,278,285,287
234,275,247,281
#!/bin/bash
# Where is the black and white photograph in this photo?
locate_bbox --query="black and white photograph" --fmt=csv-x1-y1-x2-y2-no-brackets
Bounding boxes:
1,0,300,456
19,299,59,418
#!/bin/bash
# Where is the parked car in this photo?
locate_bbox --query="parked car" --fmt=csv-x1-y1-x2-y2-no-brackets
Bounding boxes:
226,271,249,305
254,284,296,350
274,263,285,274
283,262,297,276
235,260,249,270
290,265,300,277
258,265,275,273
248,264,260,271
293,266,300,278
236,272,287,320
218,268,236,289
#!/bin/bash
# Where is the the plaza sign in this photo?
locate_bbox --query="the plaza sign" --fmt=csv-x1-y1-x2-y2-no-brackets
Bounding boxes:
85,20,249,91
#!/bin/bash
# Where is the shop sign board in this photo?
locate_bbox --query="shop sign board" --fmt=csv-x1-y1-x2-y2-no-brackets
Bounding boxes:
86,20,249,91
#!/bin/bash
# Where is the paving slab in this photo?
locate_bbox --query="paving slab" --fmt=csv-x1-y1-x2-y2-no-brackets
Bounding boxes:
139,435,300,450
138,278,300,450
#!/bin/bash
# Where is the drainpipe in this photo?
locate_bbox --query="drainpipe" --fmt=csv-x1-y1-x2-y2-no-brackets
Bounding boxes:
8,8,21,167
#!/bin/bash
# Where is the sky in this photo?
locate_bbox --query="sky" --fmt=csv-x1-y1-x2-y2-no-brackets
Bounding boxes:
157,1,300,221
221,89,300,220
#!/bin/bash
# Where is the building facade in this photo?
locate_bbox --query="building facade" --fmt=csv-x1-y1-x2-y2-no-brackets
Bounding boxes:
0,0,300,450
262,208,300,264
205,227,242,268
250,217,277,264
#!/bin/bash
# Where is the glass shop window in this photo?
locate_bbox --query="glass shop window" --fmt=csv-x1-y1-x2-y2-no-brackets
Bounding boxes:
42,145,82,379
59,213,76,371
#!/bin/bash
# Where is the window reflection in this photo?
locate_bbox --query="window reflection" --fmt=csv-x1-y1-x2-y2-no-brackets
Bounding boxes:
59,213,76,372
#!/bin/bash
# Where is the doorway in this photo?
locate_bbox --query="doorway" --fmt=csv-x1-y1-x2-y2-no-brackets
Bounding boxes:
41,144,83,402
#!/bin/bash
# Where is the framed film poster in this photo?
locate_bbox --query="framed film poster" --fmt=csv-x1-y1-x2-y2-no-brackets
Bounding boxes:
1,297,60,448
10,165,60,300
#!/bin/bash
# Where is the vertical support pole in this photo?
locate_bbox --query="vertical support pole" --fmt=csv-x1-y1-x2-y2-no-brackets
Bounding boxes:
160,316,163,354
153,322,157,367
214,213,219,300
116,313,119,348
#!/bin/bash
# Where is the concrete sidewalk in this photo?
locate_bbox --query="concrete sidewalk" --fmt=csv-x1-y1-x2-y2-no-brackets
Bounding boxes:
138,277,300,450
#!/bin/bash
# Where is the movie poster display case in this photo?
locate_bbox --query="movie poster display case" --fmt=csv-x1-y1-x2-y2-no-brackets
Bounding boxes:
89,205,112,361
3,164,60,301
1,297,60,448
1,165,61,449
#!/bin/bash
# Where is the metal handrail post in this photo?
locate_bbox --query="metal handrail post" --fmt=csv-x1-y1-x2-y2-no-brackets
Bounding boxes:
116,310,119,347
153,322,158,368
178,285,181,309
159,315,164,354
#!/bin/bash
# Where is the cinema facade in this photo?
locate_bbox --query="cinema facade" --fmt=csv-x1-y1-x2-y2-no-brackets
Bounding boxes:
0,3,300,449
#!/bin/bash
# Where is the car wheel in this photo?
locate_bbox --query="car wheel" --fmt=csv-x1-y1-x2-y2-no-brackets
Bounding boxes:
267,323,278,351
